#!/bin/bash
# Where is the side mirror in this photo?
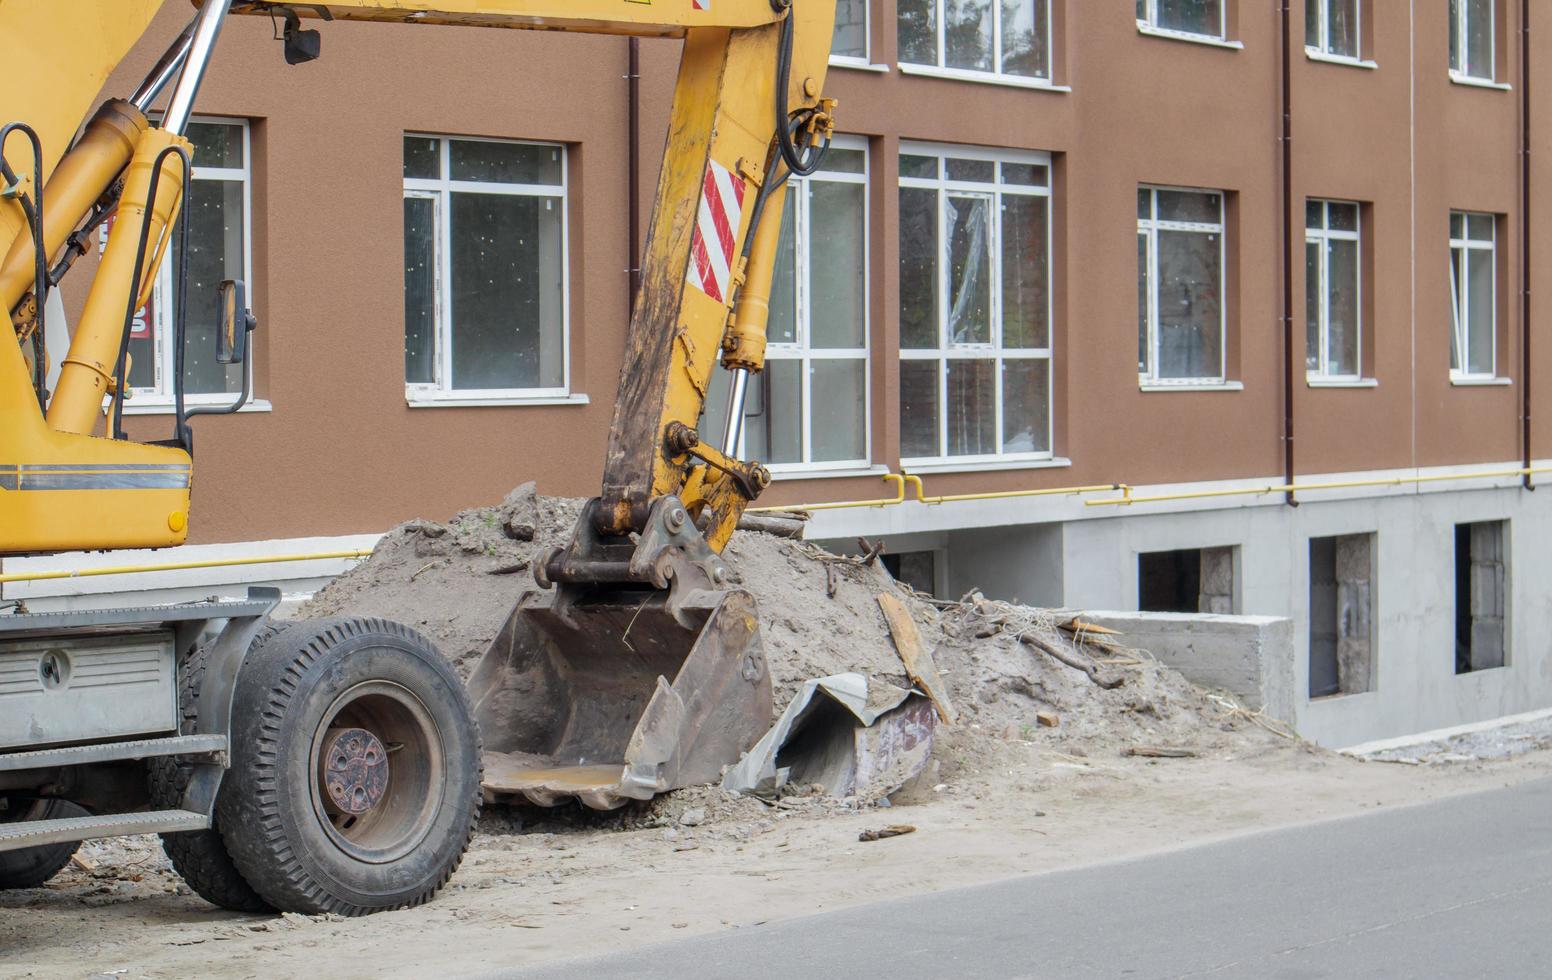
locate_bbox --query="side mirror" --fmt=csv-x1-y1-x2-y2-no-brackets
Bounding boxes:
217,279,256,365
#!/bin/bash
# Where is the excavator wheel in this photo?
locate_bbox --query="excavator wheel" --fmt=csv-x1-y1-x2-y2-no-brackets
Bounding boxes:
0,799,85,889
150,624,283,913
215,618,481,916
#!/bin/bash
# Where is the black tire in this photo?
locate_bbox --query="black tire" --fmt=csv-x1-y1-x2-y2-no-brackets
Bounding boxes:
216,618,481,916
149,623,282,914
0,799,84,889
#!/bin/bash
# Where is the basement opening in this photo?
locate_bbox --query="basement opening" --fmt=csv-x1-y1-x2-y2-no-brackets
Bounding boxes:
1138,547,1235,614
882,551,938,598
1455,521,1507,674
1308,534,1374,698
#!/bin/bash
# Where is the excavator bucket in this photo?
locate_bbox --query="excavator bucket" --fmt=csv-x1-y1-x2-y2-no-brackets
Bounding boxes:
467,497,772,811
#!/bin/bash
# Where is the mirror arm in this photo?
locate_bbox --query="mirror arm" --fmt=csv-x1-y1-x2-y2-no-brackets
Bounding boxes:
183,318,254,426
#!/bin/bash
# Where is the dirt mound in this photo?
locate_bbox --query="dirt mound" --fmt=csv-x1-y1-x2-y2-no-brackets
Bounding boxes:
300,487,1280,772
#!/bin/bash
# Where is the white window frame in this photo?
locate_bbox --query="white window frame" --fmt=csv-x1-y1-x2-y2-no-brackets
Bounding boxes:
899,142,1054,466
830,0,872,67
1136,0,1229,43
898,0,1053,84
1306,0,1361,60
1449,210,1497,381
1137,185,1227,386
1306,199,1363,382
1449,0,1494,81
725,136,872,474
402,133,572,404
126,116,256,412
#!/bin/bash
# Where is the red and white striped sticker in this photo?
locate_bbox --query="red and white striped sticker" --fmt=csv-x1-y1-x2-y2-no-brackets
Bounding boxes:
691,0,710,10
686,158,746,305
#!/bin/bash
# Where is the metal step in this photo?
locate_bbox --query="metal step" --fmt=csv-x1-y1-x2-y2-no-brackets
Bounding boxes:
0,734,227,772
0,809,208,851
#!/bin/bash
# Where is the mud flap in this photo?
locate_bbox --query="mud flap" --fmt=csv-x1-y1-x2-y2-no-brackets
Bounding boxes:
469,584,772,811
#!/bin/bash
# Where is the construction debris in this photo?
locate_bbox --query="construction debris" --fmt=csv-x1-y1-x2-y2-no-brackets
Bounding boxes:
1036,711,1060,728
858,824,916,842
1125,746,1198,759
877,593,957,724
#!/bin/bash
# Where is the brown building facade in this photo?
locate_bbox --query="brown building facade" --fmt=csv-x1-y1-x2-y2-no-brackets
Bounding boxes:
11,0,1552,748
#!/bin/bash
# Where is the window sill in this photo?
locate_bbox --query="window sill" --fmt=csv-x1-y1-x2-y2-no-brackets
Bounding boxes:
1135,23,1243,50
121,398,272,416
405,392,591,408
1449,375,1512,387
1304,48,1377,70
830,57,889,73
901,456,1071,476
1307,377,1378,388
896,63,1070,92
1138,380,1244,392
1449,72,1511,91
769,463,889,482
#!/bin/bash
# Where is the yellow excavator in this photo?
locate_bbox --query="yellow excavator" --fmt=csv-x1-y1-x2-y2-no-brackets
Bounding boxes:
0,0,836,915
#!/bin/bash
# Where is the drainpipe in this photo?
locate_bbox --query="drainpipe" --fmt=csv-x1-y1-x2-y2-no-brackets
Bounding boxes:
628,37,642,312
1520,0,1533,488
1280,0,1296,505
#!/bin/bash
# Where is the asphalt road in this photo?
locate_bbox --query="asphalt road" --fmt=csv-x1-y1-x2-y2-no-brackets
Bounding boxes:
500,776,1552,980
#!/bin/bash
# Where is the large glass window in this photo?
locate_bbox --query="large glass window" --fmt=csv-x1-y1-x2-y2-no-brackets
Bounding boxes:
1449,0,1494,80
898,0,1051,81
402,135,568,399
1137,186,1226,384
1450,211,1496,379
1306,0,1359,59
833,0,870,60
703,140,870,470
126,118,250,406
1135,0,1226,40
1305,200,1362,380
898,145,1052,463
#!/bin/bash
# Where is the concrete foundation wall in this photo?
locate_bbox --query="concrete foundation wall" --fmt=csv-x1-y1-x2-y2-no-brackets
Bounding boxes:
1083,611,1296,727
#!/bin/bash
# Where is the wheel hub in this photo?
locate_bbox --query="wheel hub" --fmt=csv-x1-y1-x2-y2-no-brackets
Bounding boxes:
321,727,389,815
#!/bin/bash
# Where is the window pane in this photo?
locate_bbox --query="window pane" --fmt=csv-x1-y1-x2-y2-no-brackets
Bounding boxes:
810,180,866,349
833,0,868,58
1001,358,1049,454
1305,0,1320,47
1465,0,1492,78
1449,0,1462,71
1468,213,1494,241
1001,193,1048,349
810,359,866,462
1328,202,1359,232
1155,229,1222,379
946,195,992,344
1467,247,1494,375
1137,187,1152,220
1450,247,1465,372
1137,232,1150,372
1001,163,1047,186
1450,212,1465,239
946,358,996,455
947,158,995,183
1001,0,1050,78
1328,0,1358,57
404,196,438,385
1156,189,1221,224
700,364,731,445
1328,238,1360,375
186,121,243,169
174,178,245,395
900,359,941,457
449,192,564,389
820,147,867,175
1305,239,1321,372
404,136,439,179
1154,0,1221,36
899,187,939,349
944,0,994,72
127,295,156,390
900,154,939,179
768,192,798,345
745,359,801,464
1305,199,1324,229
898,0,939,65
449,140,563,185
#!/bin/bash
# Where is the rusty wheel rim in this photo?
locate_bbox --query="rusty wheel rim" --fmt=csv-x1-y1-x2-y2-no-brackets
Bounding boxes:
307,680,445,864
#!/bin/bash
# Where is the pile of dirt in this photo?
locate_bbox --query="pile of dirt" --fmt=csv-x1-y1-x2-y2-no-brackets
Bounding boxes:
301,486,1283,783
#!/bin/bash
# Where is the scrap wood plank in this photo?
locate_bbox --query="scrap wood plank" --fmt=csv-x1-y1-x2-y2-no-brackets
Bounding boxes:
877,593,957,724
